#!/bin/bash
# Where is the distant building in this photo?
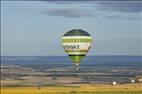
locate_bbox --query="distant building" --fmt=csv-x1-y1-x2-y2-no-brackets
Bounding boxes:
137,76,142,82
112,81,117,85
135,76,142,83
131,79,135,83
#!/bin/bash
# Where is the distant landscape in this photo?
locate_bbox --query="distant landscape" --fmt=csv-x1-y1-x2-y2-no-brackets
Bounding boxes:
1,56,142,86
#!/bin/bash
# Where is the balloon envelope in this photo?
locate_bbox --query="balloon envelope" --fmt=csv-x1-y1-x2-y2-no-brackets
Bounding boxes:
62,29,92,65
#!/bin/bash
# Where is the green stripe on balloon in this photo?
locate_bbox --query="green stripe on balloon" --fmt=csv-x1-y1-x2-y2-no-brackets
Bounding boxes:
66,50,88,53
62,38,92,43
69,55,85,63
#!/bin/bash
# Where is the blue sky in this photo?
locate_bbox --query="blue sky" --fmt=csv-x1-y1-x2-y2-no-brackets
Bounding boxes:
1,1,142,56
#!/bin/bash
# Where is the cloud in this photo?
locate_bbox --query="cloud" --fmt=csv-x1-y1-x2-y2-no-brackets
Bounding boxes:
46,1,77,4
95,1,142,13
42,1,141,19
44,8,94,18
105,15,140,20
47,1,142,13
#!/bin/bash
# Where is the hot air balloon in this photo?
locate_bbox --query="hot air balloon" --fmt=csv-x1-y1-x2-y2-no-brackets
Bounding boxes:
62,29,92,70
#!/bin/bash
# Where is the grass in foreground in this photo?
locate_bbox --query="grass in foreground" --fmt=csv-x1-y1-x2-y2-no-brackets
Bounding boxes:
1,83,142,94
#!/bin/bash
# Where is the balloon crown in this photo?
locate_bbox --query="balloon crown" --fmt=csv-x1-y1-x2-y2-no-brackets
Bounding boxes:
64,29,90,36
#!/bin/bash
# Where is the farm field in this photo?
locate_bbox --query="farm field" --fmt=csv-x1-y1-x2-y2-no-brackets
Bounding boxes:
1,83,142,94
